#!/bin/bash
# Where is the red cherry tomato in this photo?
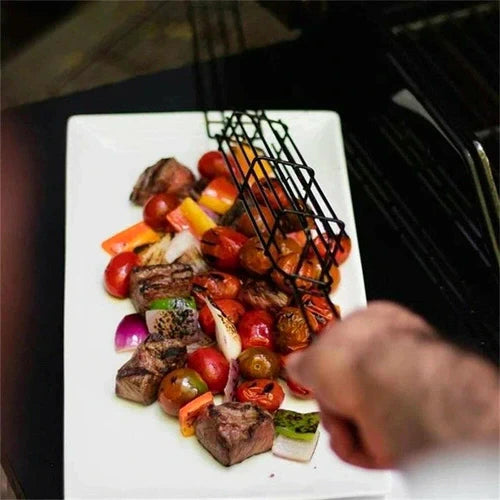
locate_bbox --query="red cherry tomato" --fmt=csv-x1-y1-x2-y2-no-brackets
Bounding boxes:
187,347,229,394
192,272,242,308
236,379,285,412
104,252,139,298
198,299,246,337
198,151,233,179
237,309,274,350
143,193,180,232
302,294,338,334
200,227,248,271
251,177,290,210
312,233,351,265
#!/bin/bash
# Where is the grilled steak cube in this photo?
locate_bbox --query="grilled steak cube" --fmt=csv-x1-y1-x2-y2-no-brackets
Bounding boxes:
195,402,274,466
116,337,186,405
238,279,290,312
130,263,193,314
130,158,195,205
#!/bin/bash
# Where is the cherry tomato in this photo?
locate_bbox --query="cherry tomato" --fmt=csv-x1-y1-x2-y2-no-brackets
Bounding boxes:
143,193,180,232
104,251,139,298
312,233,351,265
275,307,311,353
238,347,280,379
198,151,233,179
271,252,318,292
278,236,301,256
302,294,338,334
239,236,278,275
158,368,208,416
251,178,290,210
236,379,285,412
236,206,276,237
237,309,274,350
200,227,248,271
280,353,314,399
187,347,229,393
198,299,246,337
192,271,242,307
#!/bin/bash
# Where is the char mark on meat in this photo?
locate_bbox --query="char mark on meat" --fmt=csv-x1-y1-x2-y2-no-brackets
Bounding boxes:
130,158,195,205
115,337,187,405
195,402,274,466
130,263,193,314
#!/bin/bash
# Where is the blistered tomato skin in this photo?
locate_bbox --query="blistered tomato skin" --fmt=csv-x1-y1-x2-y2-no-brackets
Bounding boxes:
200,227,248,271
236,206,276,237
251,177,290,210
302,294,337,334
275,307,311,353
198,299,246,337
235,378,285,412
104,252,139,298
237,309,275,350
239,237,278,275
158,368,208,416
187,347,229,393
192,272,242,308
312,233,351,265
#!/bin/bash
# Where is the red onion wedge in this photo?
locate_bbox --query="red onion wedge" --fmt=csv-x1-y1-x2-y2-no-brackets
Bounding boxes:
114,313,149,352
272,430,320,462
223,359,239,402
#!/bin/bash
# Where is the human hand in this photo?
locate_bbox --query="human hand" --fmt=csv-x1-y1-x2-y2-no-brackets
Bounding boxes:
287,301,499,469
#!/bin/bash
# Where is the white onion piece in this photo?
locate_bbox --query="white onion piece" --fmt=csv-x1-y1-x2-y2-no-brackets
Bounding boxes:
186,334,216,354
223,359,239,402
165,230,200,264
205,298,241,361
272,430,320,462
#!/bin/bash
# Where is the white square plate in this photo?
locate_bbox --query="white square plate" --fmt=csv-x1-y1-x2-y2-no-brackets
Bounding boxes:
65,111,390,499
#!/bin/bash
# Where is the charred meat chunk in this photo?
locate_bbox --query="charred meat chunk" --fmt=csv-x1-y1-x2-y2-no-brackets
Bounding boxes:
195,402,274,466
130,158,195,205
115,337,187,405
238,278,290,313
130,263,193,314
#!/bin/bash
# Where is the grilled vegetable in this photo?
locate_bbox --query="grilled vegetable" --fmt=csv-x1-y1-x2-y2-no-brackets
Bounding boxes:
223,359,240,402
251,177,290,210
271,253,318,292
198,177,238,215
237,309,274,350
274,410,320,441
200,227,248,271
102,222,160,256
302,294,337,334
166,197,217,238
158,368,209,416
198,151,233,179
275,307,311,353
236,206,276,237
187,347,229,393
238,347,280,379
143,193,180,232
114,313,149,352
235,379,285,412
192,272,241,306
148,296,196,311
272,431,320,462
179,392,214,437
104,251,140,298
137,233,172,266
312,232,351,265
165,230,199,263
145,308,200,342
198,299,245,337
231,143,273,182
239,237,278,275
205,298,242,361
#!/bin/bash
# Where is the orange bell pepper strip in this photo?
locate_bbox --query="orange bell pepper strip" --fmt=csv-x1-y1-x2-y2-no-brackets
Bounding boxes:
166,197,216,238
101,221,160,256
231,143,273,184
179,391,214,437
198,177,238,215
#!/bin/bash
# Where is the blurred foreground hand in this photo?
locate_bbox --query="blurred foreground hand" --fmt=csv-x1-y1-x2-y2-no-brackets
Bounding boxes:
287,301,499,469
